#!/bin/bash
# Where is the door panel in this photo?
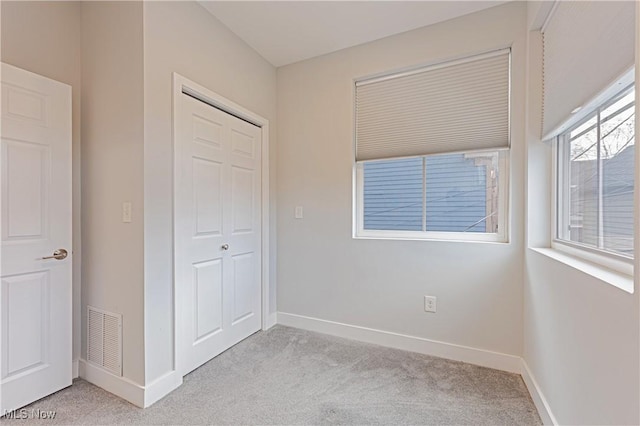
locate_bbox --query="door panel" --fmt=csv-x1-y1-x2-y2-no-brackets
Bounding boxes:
3,83,50,126
2,272,49,376
3,140,49,239
231,166,254,233
1,63,72,412
231,252,255,324
176,94,261,375
193,158,223,236
193,259,223,340
231,128,256,159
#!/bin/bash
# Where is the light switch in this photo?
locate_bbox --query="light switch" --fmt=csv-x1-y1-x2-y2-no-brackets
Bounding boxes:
122,202,132,223
295,206,304,219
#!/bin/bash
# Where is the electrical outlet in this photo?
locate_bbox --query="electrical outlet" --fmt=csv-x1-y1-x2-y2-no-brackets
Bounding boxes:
424,296,437,313
295,206,304,219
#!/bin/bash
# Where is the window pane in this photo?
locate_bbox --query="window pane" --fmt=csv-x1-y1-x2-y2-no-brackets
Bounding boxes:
602,102,634,256
568,127,599,247
425,152,499,233
601,91,634,121
561,86,635,258
363,157,423,231
570,115,597,140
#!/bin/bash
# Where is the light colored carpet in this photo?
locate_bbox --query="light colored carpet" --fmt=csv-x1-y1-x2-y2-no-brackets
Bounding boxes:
4,325,541,425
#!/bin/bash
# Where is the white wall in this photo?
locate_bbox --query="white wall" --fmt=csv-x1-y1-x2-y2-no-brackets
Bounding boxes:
81,1,145,385
276,2,527,357
522,5,640,425
1,0,83,368
142,1,277,384
524,253,639,424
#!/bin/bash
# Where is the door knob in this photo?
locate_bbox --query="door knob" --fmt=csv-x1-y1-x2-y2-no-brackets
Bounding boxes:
221,244,229,251
41,248,68,260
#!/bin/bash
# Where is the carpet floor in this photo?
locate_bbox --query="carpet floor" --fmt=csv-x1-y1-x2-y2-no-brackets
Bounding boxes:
4,325,541,425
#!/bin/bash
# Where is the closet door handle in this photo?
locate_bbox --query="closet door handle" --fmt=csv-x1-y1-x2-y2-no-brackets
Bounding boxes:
221,244,229,251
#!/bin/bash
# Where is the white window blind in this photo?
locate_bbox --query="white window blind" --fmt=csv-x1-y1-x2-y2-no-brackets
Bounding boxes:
355,49,510,162
541,1,635,141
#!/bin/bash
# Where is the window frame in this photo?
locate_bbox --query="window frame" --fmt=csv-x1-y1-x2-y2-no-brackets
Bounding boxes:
552,83,635,274
353,150,510,243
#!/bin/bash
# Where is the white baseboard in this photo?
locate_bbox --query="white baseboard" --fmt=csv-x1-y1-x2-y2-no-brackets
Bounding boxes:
277,312,522,374
72,359,79,379
79,359,145,407
520,360,557,425
79,360,182,408
144,371,182,407
263,312,277,330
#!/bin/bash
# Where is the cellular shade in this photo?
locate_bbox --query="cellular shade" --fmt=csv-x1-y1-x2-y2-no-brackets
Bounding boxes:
541,1,635,140
355,49,510,162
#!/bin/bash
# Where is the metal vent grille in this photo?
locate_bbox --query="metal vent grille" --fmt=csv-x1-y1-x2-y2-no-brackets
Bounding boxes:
87,306,122,376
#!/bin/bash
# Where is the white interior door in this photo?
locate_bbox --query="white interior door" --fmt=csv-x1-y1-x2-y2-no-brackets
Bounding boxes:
176,93,262,375
1,63,72,412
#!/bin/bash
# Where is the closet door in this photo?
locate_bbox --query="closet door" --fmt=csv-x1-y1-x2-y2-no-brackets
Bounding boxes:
175,93,261,375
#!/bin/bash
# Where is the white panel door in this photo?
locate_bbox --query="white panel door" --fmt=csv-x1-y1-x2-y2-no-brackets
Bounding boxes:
176,93,261,375
1,63,72,412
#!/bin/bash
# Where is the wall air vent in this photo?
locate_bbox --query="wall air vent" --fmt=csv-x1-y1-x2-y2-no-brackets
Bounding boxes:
87,306,122,376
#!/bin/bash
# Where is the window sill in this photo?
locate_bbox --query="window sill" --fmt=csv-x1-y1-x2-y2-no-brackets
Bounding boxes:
353,232,508,244
529,247,634,294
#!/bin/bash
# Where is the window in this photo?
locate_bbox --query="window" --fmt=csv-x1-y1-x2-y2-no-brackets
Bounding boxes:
356,150,507,241
353,49,511,242
555,84,635,260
